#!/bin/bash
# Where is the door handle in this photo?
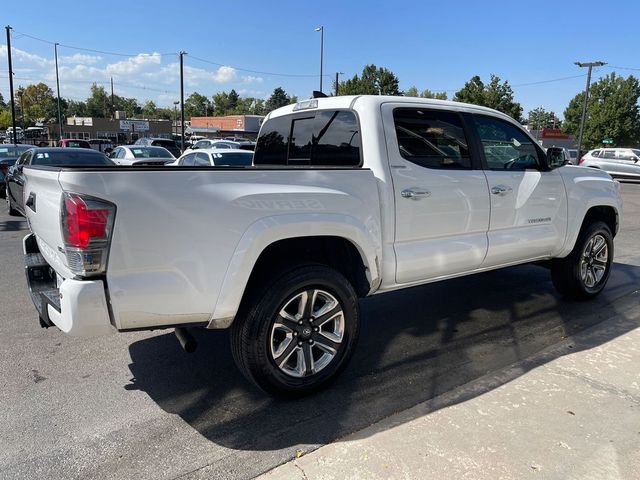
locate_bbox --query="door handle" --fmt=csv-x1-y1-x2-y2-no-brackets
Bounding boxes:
401,188,431,199
491,185,513,196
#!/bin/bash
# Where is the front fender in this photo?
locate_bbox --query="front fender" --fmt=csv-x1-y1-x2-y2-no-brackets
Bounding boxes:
557,167,622,257
209,213,382,327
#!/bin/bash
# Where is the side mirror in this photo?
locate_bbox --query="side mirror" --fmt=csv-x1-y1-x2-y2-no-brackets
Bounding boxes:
190,145,198,150
632,156,639,163
546,147,567,169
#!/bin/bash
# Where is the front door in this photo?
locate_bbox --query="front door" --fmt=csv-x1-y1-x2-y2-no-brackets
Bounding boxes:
383,104,490,284
471,114,567,267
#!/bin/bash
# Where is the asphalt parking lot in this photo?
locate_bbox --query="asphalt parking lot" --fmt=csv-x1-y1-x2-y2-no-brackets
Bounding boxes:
1,184,640,480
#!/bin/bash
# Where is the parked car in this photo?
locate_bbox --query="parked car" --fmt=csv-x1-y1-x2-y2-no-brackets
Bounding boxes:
88,138,116,154
187,139,241,151
545,147,572,167
0,144,33,197
579,148,640,179
109,146,175,166
134,137,181,157
5,127,24,142
6,148,113,216
59,139,92,149
568,149,578,164
21,95,622,396
170,148,253,166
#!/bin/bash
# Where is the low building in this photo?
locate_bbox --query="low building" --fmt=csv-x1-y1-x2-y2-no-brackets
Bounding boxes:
189,115,264,139
524,127,576,149
63,117,173,144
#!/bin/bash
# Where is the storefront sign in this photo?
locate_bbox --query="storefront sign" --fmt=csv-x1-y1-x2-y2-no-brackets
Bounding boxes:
119,120,150,132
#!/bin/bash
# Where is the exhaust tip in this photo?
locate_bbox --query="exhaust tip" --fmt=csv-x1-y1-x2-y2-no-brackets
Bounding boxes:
174,327,198,353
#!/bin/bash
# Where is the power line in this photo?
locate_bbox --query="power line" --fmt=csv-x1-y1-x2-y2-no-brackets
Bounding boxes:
606,65,640,72
11,29,177,57
188,54,329,78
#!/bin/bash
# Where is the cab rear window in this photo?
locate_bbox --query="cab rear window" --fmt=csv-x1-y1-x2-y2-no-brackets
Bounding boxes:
254,110,361,167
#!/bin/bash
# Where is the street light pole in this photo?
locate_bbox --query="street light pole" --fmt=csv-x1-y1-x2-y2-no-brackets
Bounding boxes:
173,101,179,137
315,26,324,93
179,51,187,153
575,61,606,158
335,71,344,96
5,25,18,146
54,43,64,141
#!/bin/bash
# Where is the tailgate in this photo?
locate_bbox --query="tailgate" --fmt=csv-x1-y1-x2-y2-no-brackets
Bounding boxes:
23,167,72,278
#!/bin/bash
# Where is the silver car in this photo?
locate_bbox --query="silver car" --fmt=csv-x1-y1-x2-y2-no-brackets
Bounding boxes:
580,148,640,179
109,145,175,166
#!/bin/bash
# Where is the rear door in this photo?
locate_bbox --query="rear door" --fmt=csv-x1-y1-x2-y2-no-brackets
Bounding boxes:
383,104,490,284
472,114,567,266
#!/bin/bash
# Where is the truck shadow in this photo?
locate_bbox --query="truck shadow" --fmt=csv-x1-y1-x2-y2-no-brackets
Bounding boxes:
0,219,27,231
127,262,640,456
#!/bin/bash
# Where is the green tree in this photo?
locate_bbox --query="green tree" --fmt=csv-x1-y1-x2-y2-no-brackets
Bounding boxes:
15,83,57,125
184,92,212,117
338,64,402,96
227,89,239,112
454,74,522,121
0,92,6,109
265,87,292,112
526,107,560,130
563,73,640,148
86,84,111,118
0,110,12,129
65,99,88,117
141,100,158,119
405,86,447,100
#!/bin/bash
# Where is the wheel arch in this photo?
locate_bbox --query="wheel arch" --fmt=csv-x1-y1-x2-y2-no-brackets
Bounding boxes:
210,215,381,328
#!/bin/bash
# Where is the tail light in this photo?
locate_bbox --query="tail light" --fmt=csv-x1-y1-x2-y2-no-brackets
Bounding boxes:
61,192,115,277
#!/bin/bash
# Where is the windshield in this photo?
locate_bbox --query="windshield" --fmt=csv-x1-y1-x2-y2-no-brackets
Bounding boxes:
64,140,91,148
211,151,253,166
633,149,640,157
130,147,174,158
31,151,113,166
0,145,31,159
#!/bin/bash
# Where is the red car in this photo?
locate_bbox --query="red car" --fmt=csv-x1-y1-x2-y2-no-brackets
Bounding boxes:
58,139,91,149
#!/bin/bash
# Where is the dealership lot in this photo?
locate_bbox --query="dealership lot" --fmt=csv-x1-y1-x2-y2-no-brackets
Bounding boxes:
1,183,639,480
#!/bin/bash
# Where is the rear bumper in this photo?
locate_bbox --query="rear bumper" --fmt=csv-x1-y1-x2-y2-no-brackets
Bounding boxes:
23,234,114,336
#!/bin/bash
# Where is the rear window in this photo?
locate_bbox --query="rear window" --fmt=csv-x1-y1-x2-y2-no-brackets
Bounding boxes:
211,151,253,166
130,147,173,158
0,146,31,159
65,140,91,148
152,139,177,148
31,151,113,166
254,110,361,167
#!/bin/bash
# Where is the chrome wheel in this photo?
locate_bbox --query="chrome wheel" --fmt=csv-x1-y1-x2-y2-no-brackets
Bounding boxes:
580,234,609,288
269,289,345,378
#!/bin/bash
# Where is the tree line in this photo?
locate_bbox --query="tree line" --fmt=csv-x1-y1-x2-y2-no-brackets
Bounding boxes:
0,84,298,129
1,65,639,148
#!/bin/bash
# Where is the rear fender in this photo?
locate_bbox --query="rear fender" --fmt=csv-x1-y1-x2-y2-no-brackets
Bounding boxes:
210,213,381,327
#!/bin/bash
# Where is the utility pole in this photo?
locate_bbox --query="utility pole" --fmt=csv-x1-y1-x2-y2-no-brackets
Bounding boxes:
315,26,324,93
335,71,344,96
179,51,186,153
173,101,179,137
5,25,17,146
575,61,606,158
110,77,115,118
54,43,64,141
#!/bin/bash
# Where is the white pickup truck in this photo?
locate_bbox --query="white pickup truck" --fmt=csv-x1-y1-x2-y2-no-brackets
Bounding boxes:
21,95,622,396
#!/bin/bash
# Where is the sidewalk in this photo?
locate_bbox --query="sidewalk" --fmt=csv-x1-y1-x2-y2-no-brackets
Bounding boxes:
259,301,640,480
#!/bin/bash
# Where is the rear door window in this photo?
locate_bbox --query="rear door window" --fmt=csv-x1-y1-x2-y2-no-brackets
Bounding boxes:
393,108,471,169
254,110,361,167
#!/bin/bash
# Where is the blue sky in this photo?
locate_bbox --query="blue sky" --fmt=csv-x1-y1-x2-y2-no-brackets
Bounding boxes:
1,0,638,118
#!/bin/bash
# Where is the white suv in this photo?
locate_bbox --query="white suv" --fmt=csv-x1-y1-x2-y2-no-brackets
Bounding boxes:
580,148,640,178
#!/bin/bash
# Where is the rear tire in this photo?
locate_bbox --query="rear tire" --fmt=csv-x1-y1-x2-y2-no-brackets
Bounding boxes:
551,221,613,299
231,264,360,397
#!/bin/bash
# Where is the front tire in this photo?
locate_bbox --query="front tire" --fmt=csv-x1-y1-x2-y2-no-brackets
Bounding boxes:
551,221,613,299
231,264,360,397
